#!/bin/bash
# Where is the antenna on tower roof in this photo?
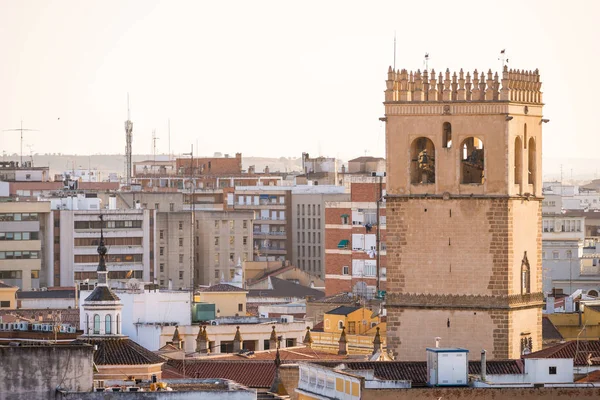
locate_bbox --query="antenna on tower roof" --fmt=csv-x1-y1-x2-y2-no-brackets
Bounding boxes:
498,49,509,69
393,31,396,71
127,93,131,120
424,53,430,71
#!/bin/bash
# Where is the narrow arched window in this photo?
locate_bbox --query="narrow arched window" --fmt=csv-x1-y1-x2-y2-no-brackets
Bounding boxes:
514,137,523,186
524,124,528,149
528,138,536,186
338,321,344,330
410,137,436,184
442,122,452,148
93,314,100,334
85,314,89,334
521,252,530,295
116,314,120,334
105,314,112,334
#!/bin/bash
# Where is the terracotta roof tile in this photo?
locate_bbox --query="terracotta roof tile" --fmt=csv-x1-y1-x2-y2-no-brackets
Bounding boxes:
166,360,276,387
524,340,600,366
209,346,347,362
198,284,247,293
73,338,164,366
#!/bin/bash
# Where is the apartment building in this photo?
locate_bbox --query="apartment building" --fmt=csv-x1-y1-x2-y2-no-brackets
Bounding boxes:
229,186,292,262
48,194,156,287
0,201,51,290
324,178,386,297
291,186,349,278
195,210,254,286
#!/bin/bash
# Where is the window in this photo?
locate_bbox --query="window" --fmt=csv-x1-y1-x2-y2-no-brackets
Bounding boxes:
159,247,164,256
214,220,219,228
230,253,234,261
521,252,530,295
238,303,243,312
553,251,559,259
442,122,452,148
230,236,235,245
214,253,220,265
116,314,120,334
215,270,220,279
179,238,184,247
410,137,436,184
159,263,164,273
179,254,184,263
549,366,557,375
514,136,523,185
341,214,349,225
105,315,112,334
169,203,175,212
342,266,349,275
566,250,572,259
155,203,160,210
229,221,235,231
160,280,164,286
528,137,536,186
460,137,485,184
338,321,344,330
179,271,184,280
0,301,10,308
214,237,219,246
93,314,100,334
179,221,183,230
243,220,248,229
243,236,248,246
159,230,164,239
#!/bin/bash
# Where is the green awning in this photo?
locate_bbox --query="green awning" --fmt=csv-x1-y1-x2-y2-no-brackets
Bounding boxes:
338,239,349,249
341,214,349,218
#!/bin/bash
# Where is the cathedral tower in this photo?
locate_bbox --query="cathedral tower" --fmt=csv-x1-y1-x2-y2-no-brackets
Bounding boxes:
384,67,544,360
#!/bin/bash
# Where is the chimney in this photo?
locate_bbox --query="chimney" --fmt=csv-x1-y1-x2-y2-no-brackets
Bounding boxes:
435,337,441,348
269,326,278,350
233,326,243,352
372,327,382,355
480,350,487,381
196,326,210,354
303,327,313,349
338,326,348,355
264,166,270,174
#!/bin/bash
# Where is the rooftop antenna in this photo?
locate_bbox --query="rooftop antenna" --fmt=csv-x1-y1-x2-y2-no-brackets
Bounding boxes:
168,119,171,161
424,53,430,71
498,49,509,69
124,94,133,186
152,129,159,169
393,31,396,71
3,120,38,166
25,144,34,166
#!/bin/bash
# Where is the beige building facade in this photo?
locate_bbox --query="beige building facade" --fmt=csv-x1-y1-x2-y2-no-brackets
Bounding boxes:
0,201,51,290
195,210,254,286
384,67,544,360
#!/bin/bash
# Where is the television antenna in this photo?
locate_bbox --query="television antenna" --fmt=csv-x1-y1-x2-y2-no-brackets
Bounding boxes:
3,120,38,165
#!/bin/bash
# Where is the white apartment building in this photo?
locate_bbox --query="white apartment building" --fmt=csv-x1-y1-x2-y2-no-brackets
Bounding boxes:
47,194,156,287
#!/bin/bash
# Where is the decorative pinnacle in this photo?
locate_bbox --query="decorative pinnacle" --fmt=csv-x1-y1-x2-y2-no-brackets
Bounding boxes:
97,215,107,272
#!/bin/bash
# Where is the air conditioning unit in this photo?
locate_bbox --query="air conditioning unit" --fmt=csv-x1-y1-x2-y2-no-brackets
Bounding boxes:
210,320,219,326
60,325,68,333
68,327,76,333
280,315,294,323
32,324,41,331
0,323,6,331
42,324,51,332
19,322,28,331
7,323,13,330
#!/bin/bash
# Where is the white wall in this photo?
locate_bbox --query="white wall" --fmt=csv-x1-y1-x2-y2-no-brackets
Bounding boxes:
525,358,573,383
20,298,75,309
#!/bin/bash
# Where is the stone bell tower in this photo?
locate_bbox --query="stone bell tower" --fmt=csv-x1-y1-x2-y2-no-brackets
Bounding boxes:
384,66,544,360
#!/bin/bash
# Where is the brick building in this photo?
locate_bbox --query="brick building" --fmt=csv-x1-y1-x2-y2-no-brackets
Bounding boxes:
383,66,544,360
324,178,386,297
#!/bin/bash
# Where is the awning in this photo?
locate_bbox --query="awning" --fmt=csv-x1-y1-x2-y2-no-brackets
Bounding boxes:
338,240,349,249
341,214,349,218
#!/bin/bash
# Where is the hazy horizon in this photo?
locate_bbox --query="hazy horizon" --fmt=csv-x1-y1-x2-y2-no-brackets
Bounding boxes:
1,0,599,163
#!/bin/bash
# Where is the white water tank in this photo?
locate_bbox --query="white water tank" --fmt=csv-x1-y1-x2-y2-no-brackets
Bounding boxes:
426,347,469,386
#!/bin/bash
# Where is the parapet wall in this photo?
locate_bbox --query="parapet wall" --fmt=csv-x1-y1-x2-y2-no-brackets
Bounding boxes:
385,66,542,104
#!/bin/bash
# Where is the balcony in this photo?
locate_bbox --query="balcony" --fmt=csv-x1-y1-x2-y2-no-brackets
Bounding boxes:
255,217,286,224
253,231,287,238
258,247,286,255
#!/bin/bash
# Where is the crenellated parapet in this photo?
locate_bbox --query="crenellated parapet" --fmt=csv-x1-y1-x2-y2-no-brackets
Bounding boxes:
385,66,542,104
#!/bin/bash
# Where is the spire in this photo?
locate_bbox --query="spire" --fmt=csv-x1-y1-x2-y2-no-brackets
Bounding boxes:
269,346,289,396
96,215,108,286
303,327,313,348
373,327,383,355
172,326,182,348
338,326,348,355
196,326,210,354
233,326,244,352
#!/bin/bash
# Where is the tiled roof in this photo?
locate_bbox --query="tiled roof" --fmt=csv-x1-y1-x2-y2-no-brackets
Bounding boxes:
73,338,164,366
348,156,385,163
317,360,523,386
577,369,600,382
85,286,120,302
542,316,564,341
246,265,295,284
209,346,348,362
17,289,75,299
248,278,324,299
165,360,276,388
198,284,247,293
310,292,357,304
0,280,17,289
326,305,361,316
0,309,79,326
524,340,600,366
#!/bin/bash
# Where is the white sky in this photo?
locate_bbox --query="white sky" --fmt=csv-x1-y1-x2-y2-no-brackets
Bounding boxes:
0,0,598,162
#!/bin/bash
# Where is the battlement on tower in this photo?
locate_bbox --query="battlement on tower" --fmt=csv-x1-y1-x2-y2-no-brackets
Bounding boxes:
385,66,542,104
